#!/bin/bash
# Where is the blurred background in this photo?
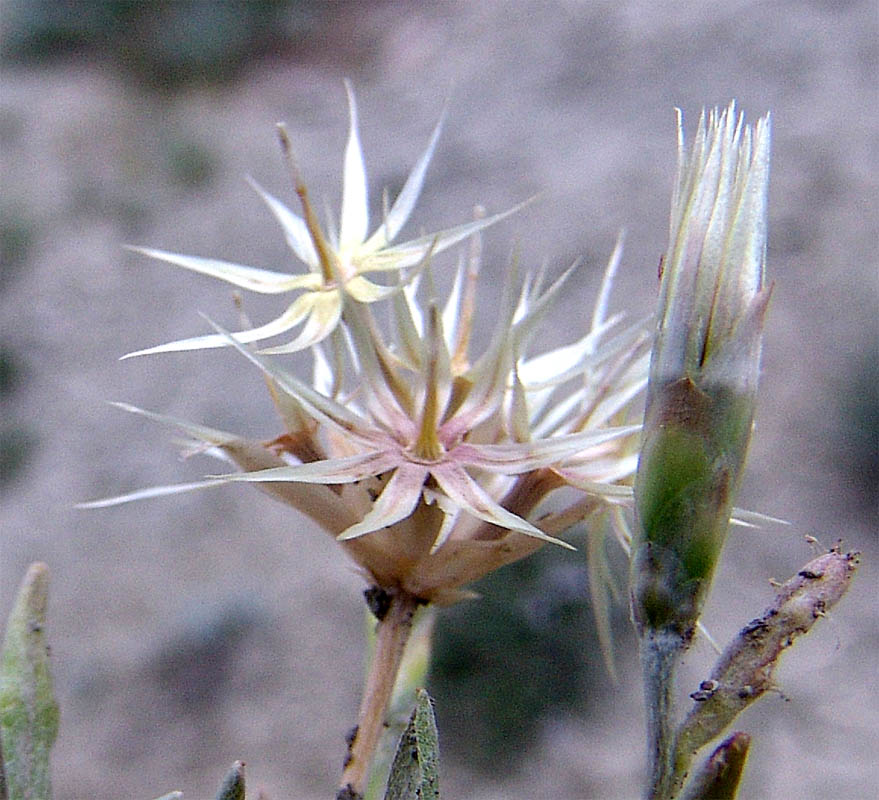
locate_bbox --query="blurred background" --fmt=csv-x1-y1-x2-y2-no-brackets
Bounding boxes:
1,1,876,798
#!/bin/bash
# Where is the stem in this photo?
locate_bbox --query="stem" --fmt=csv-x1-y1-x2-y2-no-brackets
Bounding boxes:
641,630,684,800
337,589,420,800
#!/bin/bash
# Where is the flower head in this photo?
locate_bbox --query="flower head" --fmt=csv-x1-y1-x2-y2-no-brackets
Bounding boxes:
632,103,772,635
209,262,643,556
651,103,771,397
123,81,523,359
83,88,651,606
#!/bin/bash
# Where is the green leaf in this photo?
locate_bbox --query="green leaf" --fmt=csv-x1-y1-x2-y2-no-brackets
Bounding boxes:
214,761,245,800
0,562,60,800
383,689,439,800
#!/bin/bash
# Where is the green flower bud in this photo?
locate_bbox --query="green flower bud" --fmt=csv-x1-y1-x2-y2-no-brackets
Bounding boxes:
632,104,772,636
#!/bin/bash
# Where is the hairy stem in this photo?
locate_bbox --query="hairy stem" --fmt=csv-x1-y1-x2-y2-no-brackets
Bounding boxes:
338,590,420,800
641,630,685,800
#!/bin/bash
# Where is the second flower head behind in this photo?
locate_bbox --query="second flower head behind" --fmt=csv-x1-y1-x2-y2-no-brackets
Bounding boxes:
123,81,526,359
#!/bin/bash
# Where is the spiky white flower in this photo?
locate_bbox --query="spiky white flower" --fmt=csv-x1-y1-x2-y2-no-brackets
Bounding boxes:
208,270,642,553
83,87,652,605
124,81,522,358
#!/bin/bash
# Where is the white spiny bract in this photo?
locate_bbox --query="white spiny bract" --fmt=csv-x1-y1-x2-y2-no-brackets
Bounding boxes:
85,86,651,604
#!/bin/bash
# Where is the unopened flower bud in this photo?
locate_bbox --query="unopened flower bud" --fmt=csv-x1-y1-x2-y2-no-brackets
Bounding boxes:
632,104,772,636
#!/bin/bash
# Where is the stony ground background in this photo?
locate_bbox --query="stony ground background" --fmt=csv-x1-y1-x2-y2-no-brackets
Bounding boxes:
2,1,877,798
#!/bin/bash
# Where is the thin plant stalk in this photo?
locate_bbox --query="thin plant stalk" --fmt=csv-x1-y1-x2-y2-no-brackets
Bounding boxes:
640,631,683,800
338,590,421,800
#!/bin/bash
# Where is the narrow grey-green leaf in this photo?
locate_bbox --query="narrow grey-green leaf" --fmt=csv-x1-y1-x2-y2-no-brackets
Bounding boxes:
151,793,184,800
214,761,245,800
0,563,60,800
384,688,439,800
